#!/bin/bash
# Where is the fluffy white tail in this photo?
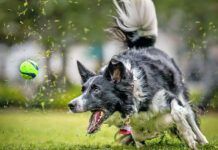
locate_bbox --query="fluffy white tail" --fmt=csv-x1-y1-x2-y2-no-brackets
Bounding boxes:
108,0,158,48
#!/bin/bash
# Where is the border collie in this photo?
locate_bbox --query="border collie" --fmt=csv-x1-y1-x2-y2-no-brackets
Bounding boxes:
68,0,208,149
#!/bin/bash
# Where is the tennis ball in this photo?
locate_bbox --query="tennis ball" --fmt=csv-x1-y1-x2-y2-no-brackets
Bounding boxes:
19,59,39,80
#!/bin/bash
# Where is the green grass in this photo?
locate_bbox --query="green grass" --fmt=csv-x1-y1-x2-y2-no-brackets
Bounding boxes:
0,109,217,150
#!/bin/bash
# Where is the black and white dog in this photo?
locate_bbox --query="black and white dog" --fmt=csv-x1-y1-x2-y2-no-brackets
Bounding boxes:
68,0,208,149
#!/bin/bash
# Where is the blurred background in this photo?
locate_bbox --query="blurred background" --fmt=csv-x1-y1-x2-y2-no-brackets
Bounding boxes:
0,0,217,110
0,0,217,149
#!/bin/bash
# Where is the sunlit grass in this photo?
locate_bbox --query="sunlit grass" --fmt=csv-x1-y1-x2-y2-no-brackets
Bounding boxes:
0,109,217,150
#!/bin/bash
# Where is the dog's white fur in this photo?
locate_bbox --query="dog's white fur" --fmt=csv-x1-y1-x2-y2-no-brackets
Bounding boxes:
113,0,158,37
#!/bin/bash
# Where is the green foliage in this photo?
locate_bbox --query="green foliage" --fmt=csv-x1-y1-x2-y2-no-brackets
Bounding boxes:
210,92,218,109
27,84,82,109
190,90,218,109
0,84,25,108
190,90,202,104
41,85,81,109
0,0,114,45
0,83,81,109
0,0,216,60
1,82,217,110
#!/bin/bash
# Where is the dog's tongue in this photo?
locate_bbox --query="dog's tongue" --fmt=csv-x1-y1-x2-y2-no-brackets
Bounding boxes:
87,111,102,134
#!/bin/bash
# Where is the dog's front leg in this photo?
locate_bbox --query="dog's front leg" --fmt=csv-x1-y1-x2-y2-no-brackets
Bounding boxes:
171,99,197,150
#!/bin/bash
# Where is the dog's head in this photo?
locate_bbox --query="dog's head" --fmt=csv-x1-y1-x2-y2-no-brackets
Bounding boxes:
68,59,134,134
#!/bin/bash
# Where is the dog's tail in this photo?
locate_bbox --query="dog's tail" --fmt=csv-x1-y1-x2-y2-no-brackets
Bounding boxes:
107,0,158,48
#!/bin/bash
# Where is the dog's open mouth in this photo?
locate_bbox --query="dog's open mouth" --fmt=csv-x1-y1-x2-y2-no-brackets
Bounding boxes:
87,110,106,134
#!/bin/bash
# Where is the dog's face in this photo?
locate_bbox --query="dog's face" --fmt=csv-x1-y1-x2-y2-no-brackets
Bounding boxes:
68,59,134,134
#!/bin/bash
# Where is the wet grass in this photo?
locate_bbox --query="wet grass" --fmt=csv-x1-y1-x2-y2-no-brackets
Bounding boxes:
0,109,217,150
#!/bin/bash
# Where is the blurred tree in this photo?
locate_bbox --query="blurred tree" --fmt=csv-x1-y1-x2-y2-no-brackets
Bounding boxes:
1,0,216,82
0,0,113,93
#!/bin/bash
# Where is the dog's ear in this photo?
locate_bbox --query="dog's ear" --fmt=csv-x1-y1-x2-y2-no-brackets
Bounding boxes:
104,58,126,83
77,61,95,83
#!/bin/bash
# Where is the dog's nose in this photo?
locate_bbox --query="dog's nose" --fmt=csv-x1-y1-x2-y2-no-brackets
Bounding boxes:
68,102,76,110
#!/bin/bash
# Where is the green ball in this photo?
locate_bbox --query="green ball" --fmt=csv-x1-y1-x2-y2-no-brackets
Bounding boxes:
19,59,39,80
